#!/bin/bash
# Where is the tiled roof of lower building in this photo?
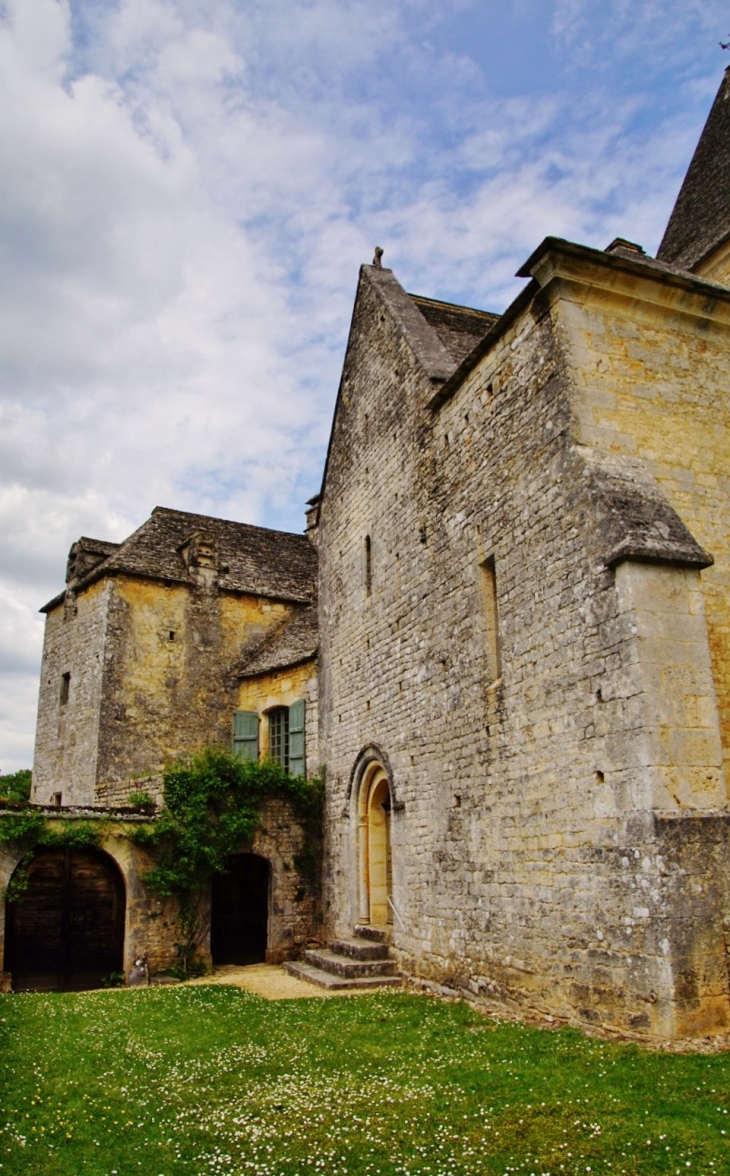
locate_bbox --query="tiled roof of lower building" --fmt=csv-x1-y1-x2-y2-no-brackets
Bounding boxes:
238,605,318,676
42,506,317,611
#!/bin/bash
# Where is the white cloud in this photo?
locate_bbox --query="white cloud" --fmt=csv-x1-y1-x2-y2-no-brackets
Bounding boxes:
0,0,726,768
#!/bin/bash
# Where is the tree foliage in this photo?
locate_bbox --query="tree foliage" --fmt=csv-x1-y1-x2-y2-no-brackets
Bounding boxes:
0,769,32,806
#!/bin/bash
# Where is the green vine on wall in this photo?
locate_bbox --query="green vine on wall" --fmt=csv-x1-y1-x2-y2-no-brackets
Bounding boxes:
129,747,324,974
0,749,324,974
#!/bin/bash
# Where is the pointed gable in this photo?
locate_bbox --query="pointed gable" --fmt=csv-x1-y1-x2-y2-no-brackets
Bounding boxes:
319,263,499,505
657,68,730,271
364,265,455,385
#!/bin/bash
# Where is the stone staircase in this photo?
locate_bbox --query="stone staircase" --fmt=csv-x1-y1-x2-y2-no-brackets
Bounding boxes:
283,924,401,990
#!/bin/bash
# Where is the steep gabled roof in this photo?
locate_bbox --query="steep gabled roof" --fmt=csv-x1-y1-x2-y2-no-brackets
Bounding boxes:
364,265,455,384
238,604,318,677
657,68,730,271
409,295,497,365
42,507,317,611
318,263,500,501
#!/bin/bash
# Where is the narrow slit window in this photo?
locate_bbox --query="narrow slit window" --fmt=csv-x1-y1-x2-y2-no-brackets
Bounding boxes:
60,672,70,705
480,557,501,684
365,534,372,597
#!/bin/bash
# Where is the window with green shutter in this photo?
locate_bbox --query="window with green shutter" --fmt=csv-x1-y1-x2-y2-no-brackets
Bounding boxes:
232,710,259,762
288,699,306,778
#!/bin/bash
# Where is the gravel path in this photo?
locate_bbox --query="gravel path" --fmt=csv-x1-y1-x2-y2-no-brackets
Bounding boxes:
184,963,385,1000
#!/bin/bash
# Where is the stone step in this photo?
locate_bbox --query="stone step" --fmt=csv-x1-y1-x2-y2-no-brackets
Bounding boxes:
329,936,390,961
283,960,402,991
353,923,392,944
304,949,397,978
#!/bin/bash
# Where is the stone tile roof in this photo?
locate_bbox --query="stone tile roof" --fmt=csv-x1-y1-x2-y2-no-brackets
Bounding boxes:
657,68,730,271
43,507,317,611
67,537,121,583
409,295,498,365
578,447,713,569
238,605,318,677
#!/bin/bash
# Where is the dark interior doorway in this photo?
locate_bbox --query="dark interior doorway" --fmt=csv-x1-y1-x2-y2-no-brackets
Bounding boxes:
5,846,125,992
210,853,269,965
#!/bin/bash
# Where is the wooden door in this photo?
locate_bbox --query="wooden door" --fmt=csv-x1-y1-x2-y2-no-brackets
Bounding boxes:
5,847,125,991
210,854,269,965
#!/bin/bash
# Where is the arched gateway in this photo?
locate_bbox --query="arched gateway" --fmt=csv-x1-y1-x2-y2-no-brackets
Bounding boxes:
5,846,125,992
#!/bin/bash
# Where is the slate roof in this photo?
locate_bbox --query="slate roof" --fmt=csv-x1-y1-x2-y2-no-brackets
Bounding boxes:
657,68,730,271
42,507,317,612
409,295,498,365
238,605,318,677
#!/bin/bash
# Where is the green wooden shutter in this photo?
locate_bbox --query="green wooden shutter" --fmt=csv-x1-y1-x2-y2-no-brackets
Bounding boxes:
288,699,306,777
232,710,259,762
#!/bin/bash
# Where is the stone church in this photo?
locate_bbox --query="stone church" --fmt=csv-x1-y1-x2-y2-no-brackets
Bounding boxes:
3,69,730,1039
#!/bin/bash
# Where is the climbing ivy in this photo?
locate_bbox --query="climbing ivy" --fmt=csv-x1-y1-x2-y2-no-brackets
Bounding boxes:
129,747,324,974
0,749,323,974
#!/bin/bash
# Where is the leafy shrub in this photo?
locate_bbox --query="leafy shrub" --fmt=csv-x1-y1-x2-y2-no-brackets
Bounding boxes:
0,768,32,806
126,789,156,814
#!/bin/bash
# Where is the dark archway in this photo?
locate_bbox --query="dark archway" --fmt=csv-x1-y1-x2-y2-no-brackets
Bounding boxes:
5,846,125,992
210,853,270,965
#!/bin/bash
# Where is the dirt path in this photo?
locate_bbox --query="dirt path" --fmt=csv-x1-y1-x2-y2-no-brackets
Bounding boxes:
184,963,394,1000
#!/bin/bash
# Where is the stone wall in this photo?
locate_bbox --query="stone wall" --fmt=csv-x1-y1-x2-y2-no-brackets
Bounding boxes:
96,578,294,791
555,252,730,781
0,798,322,985
237,661,319,775
319,263,730,1038
34,574,307,805
32,581,111,806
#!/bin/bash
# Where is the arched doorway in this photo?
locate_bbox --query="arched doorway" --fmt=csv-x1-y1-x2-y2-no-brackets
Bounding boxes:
358,764,393,927
210,853,270,965
5,846,125,992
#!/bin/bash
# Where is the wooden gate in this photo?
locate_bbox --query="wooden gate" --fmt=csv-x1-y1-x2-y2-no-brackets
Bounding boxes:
210,853,269,965
5,847,125,991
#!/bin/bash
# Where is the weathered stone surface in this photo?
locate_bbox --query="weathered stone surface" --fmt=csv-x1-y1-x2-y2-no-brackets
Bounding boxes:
318,252,730,1039
24,76,730,1037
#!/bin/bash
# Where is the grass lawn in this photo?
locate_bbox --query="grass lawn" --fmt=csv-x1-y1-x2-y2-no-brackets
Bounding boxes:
0,986,728,1175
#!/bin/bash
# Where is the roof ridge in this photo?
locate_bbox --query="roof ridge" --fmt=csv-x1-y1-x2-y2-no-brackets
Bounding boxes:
150,505,309,542
657,69,730,270
361,265,455,385
408,292,497,319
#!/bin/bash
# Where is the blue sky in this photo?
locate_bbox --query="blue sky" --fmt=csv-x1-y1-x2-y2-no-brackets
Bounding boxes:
0,0,728,771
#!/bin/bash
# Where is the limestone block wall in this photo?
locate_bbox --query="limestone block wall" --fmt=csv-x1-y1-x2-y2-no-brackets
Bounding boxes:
697,238,730,287
319,264,730,1038
555,259,730,778
32,581,111,806
250,796,323,962
96,578,293,792
612,561,725,811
